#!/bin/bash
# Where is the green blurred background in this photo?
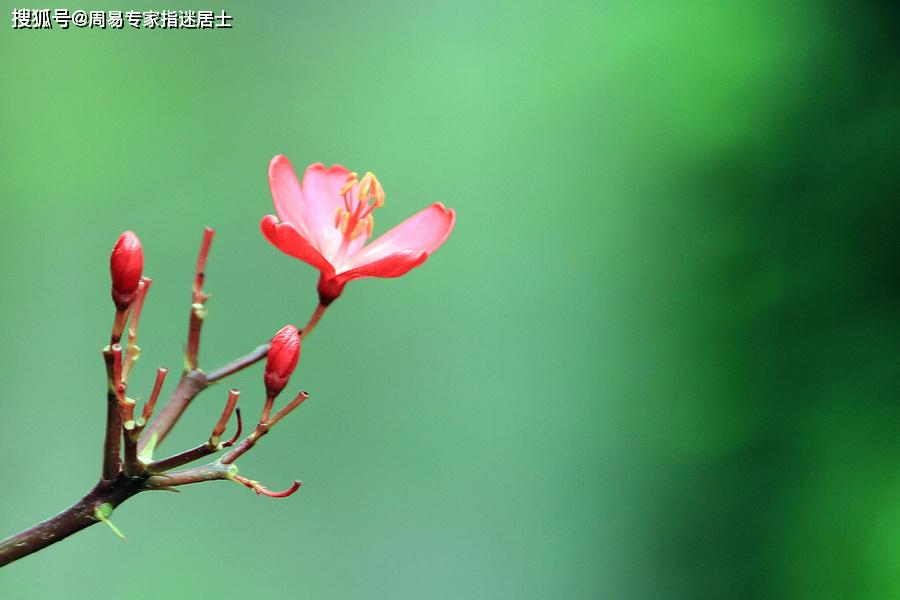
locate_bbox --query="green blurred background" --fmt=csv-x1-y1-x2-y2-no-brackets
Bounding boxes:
1,1,898,598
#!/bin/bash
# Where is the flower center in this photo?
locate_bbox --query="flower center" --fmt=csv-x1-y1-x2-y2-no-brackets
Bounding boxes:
334,171,384,242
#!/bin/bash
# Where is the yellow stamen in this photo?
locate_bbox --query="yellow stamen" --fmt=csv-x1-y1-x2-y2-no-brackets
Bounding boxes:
340,172,359,196
372,177,385,208
358,172,373,200
333,169,385,241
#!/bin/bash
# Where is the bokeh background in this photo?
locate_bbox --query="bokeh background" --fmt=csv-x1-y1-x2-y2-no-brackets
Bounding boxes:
1,1,898,598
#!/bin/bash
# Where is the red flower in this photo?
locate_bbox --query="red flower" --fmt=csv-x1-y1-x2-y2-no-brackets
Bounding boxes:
110,231,143,309
260,155,455,304
264,324,300,398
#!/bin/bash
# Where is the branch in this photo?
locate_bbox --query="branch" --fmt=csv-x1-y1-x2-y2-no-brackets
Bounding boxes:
147,391,309,497
145,295,325,452
149,442,218,473
221,391,309,465
185,227,215,371
201,303,326,385
136,370,207,455
233,475,301,498
139,367,169,425
101,345,123,480
2,230,332,568
122,277,152,383
205,343,269,383
204,303,327,384
145,462,233,488
147,389,240,472
0,475,144,567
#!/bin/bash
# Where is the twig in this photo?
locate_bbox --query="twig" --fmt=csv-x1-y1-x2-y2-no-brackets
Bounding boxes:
140,367,169,425
233,475,301,498
145,463,234,488
185,227,215,371
136,370,207,455
122,277,152,383
210,389,240,443
221,391,309,465
205,343,269,383
147,389,241,472
101,346,123,480
149,442,218,473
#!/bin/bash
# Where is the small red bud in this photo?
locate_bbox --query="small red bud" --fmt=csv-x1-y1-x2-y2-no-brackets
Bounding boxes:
264,325,301,397
110,231,144,310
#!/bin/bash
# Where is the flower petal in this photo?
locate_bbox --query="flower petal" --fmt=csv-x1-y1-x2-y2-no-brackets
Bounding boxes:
299,162,356,262
260,215,334,276
336,250,430,283
337,202,455,279
268,155,314,242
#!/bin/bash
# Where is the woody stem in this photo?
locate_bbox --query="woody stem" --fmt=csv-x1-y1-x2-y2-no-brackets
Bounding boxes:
0,475,145,568
205,343,269,383
101,347,122,480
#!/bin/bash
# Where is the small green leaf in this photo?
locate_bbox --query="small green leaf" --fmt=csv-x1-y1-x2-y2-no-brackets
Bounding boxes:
94,503,126,542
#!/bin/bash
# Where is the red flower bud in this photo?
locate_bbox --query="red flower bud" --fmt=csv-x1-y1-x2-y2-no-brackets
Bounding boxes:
264,325,301,397
110,231,143,310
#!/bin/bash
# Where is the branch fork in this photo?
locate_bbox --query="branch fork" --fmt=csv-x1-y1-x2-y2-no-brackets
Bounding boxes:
1,227,327,567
